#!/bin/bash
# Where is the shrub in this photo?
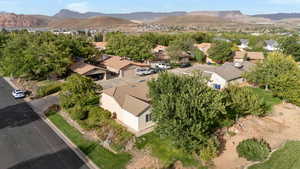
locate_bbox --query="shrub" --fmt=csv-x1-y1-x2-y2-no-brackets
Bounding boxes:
97,120,134,152
224,86,269,118
36,82,62,98
200,138,220,162
70,106,89,121
237,138,270,161
83,107,111,129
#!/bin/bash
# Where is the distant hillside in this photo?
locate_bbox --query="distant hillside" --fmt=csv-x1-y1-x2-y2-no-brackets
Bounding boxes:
152,15,231,25
187,11,272,24
48,16,135,29
253,13,300,20
188,10,243,18
0,13,50,27
54,9,187,21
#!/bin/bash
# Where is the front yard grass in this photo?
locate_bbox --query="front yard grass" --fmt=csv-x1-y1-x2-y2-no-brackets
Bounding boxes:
249,141,300,169
136,132,202,167
249,87,282,108
48,112,132,169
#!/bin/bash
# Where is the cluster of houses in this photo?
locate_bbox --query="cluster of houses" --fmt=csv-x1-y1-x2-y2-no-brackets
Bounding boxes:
69,38,279,135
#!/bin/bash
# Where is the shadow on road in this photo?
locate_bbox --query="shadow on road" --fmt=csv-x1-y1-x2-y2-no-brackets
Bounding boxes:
7,147,89,169
0,102,40,130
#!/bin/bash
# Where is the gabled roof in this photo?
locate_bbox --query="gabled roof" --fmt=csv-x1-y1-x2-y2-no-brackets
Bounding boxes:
247,52,264,60
194,43,212,55
214,62,255,81
101,55,148,72
70,62,107,75
234,51,247,59
265,40,279,47
234,51,264,60
102,82,150,116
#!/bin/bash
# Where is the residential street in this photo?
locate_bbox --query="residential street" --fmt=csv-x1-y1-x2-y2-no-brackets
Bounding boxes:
0,77,90,169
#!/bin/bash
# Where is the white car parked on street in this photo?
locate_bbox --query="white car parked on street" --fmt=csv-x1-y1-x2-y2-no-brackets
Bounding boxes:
12,89,26,99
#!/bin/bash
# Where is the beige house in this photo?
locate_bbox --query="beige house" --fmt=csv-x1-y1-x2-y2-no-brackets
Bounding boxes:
99,55,149,78
100,82,154,134
70,62,109,80
207,62,255,89
234,51,264,63
194,43,215,63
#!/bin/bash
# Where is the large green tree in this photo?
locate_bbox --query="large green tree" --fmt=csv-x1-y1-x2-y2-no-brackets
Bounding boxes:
148,73,227,153
208,41,233,63
0,32,98,80
279,35,300,61
106,33,153,62
245,52,300,106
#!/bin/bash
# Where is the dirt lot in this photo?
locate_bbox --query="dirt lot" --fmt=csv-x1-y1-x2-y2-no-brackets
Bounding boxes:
213,103,300,169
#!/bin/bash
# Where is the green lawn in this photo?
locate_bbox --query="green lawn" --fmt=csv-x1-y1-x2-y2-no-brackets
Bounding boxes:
136,132,202,167
48,113,131,169
249,87,282,108
249,141,300,169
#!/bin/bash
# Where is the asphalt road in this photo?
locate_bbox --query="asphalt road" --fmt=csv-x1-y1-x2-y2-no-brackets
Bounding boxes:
0,77,90,169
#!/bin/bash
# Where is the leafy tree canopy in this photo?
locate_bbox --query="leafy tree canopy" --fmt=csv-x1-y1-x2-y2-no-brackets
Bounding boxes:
148,72,227,153
208,41,233,63
245,52,300,106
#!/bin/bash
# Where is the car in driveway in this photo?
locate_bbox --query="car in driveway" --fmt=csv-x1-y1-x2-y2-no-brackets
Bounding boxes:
136,68,155,76
12,89,26,99
155,63,171,70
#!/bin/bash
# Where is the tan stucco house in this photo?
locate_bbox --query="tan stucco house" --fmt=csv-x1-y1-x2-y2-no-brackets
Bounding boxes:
100,82,154,134
99,55,149,78
70,61,109,80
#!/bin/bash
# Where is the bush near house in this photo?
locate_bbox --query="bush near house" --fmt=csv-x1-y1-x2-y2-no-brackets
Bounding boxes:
237,138,271,162
224,86,270,118
36,81,62,98
59,74,134,152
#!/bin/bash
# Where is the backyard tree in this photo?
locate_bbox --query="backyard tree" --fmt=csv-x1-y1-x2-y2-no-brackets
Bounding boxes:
208,41,233,63
245,52,300,106
148,72,227,153
60,74,100,108
279,35,300,61
106,33,154,62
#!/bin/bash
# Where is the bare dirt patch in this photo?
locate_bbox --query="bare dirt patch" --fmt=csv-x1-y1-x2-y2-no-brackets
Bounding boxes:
213,103,300,169
126,149,163,169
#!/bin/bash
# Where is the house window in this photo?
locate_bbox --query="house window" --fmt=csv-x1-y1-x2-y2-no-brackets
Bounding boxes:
213,84,221,90
146,114,152,123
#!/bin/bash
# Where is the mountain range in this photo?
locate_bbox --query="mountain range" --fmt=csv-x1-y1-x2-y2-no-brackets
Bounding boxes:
1,9,300,29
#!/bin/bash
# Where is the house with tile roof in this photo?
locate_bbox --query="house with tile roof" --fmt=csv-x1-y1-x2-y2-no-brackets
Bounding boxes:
194,43,215,63
100,82,154,134
70,62,109,80
234,51,264,63
99,55,149,78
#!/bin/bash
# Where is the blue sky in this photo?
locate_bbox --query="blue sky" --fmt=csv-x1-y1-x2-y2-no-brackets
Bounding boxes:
1,0,300,15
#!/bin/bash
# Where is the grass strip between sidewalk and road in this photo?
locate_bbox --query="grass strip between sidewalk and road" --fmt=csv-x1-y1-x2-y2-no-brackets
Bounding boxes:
48,112,132,169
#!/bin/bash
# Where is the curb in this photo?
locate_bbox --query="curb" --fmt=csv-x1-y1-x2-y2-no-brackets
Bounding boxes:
3,77,100,169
